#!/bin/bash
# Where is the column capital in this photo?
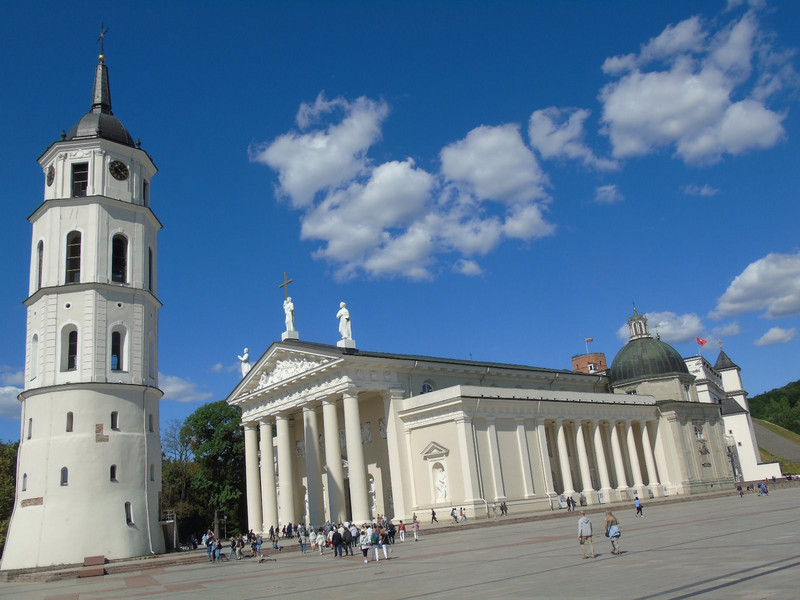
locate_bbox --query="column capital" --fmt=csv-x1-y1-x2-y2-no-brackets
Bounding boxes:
243,420,258,431
258,416,274,426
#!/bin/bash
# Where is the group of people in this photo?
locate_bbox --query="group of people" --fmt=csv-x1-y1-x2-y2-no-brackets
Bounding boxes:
576,510,623,559
449,507,469,523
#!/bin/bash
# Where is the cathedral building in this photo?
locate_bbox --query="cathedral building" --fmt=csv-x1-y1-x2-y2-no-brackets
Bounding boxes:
1,50,164,569
227,310,743,532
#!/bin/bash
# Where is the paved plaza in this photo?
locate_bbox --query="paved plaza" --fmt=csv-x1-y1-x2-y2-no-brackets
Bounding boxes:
3,488,799,599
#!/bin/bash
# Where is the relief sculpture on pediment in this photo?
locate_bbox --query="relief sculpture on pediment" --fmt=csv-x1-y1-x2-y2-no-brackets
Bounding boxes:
255,357,327,390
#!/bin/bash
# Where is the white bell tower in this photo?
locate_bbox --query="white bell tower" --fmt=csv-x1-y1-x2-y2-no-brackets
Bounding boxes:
1,46,165,569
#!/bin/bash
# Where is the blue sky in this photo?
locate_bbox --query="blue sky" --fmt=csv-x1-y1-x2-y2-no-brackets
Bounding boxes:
1,0,799,442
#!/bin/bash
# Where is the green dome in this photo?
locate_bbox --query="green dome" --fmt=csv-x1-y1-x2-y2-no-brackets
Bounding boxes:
609,336,689,386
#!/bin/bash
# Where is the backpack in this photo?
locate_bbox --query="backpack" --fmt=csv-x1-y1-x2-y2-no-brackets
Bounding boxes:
371,532,379,544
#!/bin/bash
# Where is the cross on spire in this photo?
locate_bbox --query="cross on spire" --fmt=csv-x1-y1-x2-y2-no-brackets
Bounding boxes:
97,23,109,62
278,272,294,300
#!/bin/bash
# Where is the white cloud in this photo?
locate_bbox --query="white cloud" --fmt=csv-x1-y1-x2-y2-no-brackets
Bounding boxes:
210,363,224,373
640,16,706,63
712,322,741,337
528,107,618,171
681,184,719,197
713,251,800,318
440,124,549,204
755,326,796,347
617,311,704,343
600,12,789,164
453,259,484,277
255,97,557,280
250,93,389,207
0,386,21,419
159,372,214,404
0,367,23,386
594,184,624,205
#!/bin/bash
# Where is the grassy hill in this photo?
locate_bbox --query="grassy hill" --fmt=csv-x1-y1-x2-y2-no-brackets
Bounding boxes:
749,379,800,436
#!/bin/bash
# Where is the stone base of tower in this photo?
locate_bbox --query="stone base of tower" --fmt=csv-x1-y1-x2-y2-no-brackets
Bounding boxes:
0,385,165,570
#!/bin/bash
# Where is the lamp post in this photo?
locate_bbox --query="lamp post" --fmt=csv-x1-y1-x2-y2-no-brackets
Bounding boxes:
224,515,227,539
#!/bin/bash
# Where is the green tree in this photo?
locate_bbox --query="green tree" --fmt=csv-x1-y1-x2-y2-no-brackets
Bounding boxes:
181,400,245,535
0,441,19,557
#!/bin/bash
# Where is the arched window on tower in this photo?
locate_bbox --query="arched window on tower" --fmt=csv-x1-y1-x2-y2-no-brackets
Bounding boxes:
148,247,153,292
66,412,73,432
36,240,44,290
65,231,81,284
111,411,119,431
111,234,128,283
111,329,125,371
110,464,117,482
125,501,134,525
22,473,27,491
61,326,79,372
30,334,39,380
60,467,69,486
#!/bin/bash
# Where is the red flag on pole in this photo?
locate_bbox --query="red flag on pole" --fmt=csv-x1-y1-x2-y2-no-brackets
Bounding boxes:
696,337,707,346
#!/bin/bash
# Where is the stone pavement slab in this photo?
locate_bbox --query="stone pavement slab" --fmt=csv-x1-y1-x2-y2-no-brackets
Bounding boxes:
2,488,799,599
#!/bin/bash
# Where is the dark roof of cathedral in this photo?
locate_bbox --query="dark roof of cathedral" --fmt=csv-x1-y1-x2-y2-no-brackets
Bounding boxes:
65,57,135,147
714,350,739,371
721,397,748,415
609,336,690,386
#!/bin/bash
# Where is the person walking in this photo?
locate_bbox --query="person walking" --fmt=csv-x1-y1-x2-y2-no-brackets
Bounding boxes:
605,510,622,555
360,527,371,563
316,529,326,555
431,509,438,524
634,496,644,517
398,520,406,542
412,520,420,542
577,511,595,559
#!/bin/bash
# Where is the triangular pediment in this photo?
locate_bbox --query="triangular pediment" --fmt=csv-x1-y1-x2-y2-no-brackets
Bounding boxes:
232,343,342,400
421,441,449,460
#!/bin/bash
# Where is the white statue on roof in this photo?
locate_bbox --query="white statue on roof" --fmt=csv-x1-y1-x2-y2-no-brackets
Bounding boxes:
337,302,352,340
237,348,251,378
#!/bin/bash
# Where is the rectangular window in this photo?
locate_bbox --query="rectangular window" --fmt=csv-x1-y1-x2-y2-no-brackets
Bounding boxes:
111,411,119,430
143,180,149,207
72,163,89,197
125,501,133,525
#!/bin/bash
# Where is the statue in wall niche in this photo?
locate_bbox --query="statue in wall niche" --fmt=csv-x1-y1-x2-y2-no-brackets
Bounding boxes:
284,297,296,332
339,429,346,449
361,421,372,444
337,302,352,340
368,477,377,513
435,467,447,502
379,418,387,440
295,441,305,458
237,348,251,378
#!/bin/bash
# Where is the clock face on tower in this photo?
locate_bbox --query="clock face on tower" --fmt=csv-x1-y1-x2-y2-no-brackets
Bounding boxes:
109,160,129,181
46,165,55,187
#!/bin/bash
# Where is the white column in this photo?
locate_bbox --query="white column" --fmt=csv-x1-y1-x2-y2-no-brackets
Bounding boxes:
303,405,324,527
535,419,556,500
384,390,408,519
610,420,628,495
259,418,278,533
626,420,645,493
653,421,673,494
322,398,345,523
556,419,575,496
456,416,482,503
244,421,263,533
485,417,506,499
641,420,662,497
575,421,596,504
592,420,612,497
276,414,296,524
515,418,535,497
343,389,370,523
